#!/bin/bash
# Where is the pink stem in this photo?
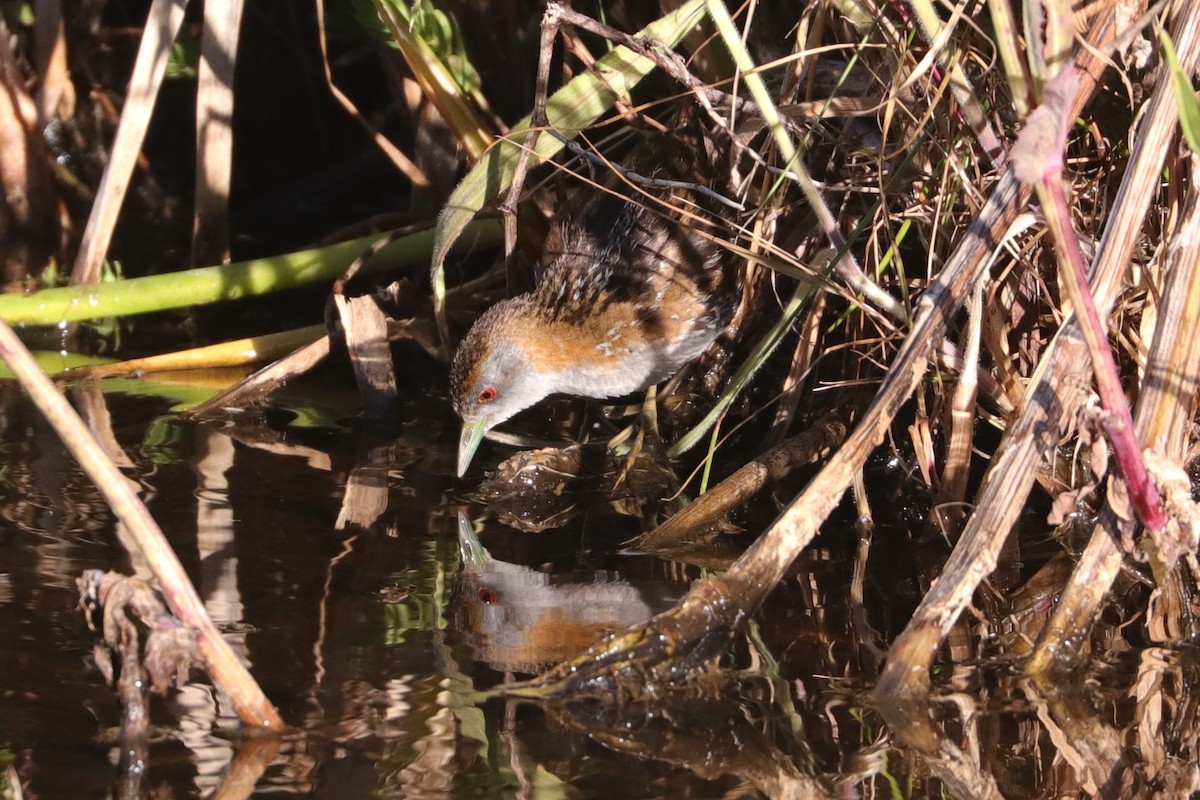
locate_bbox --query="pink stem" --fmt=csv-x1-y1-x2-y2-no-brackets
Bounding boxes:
1038,173,1166,531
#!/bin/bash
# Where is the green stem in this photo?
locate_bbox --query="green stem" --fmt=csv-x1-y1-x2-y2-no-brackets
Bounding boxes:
0,220,502,326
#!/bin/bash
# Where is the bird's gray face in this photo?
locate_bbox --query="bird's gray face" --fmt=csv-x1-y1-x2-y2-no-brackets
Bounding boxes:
450,308,551,476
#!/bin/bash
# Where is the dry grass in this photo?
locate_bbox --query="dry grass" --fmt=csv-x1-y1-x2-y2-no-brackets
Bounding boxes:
4,0,1200,794
467,2,1200,796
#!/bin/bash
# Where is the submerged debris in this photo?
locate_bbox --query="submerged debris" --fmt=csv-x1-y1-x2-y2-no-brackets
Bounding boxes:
76,569,200,739
476,441,680,532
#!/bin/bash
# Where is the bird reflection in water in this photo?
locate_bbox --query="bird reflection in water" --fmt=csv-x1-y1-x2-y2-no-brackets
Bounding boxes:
453,514,684,675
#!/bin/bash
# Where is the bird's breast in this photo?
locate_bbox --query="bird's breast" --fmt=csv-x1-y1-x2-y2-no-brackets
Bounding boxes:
516,196,733,400
521,299,723,399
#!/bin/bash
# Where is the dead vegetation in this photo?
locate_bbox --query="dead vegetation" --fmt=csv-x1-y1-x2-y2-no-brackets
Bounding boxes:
3,0,1200,796
441,2,1200,795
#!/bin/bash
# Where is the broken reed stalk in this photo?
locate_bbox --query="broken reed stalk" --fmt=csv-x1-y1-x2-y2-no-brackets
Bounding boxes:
634,415,846,550
0,318,284,731
874,4,1118,694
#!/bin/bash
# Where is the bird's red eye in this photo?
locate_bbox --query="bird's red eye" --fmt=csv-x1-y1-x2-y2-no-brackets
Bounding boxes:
478,386,497,403
477,586,499,605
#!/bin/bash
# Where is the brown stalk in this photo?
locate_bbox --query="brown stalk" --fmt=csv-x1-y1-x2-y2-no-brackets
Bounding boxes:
929,278,982,536
32,0,73,125
766,288,826,446
0,17,60,286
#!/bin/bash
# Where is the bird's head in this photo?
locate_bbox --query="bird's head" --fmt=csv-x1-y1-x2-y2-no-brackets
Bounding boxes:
450,298,557,476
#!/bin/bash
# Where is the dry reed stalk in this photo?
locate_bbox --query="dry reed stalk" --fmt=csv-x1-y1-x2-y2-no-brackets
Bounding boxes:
0,16,60,285
1023,4,1200,679
0,319,284,730
632,414,846,551
765,288,827,447
192,0,244,266
929,279,982,537
71,0,188,285
1021,149,1200,799
32,0,72,125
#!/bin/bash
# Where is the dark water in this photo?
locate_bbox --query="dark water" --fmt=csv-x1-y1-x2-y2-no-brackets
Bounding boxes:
0,367,797,798
0,362,1153,799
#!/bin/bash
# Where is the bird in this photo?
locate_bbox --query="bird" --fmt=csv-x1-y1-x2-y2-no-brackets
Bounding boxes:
449,166,735,477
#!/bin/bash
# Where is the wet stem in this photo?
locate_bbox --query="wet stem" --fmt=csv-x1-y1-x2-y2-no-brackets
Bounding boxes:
1035,165,1167,531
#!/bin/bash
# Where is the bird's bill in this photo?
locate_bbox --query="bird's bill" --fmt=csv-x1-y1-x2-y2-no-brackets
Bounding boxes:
457,419,488,477
456,512,489,569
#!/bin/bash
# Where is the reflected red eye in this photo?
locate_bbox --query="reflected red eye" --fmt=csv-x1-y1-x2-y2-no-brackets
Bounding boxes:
477,587,499,605
478,386,497,403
